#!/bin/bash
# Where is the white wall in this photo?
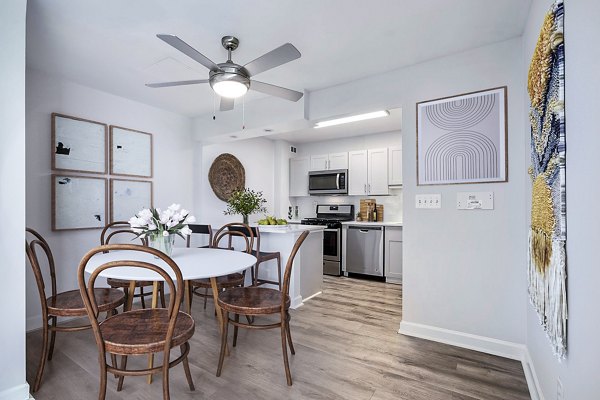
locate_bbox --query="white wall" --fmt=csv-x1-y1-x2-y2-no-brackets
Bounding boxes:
309,38,527,347
196,137,278,227
524,1,600,399
25,68,194,329
292,131,403,221
0,1,29,399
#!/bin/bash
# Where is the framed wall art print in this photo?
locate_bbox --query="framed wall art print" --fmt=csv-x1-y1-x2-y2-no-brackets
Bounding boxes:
416,87,508,185
110,125,153,178
110,179,153,223
52,175,107,231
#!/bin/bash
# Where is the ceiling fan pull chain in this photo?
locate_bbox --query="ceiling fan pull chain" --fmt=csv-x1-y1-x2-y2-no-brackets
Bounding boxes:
213,91,216,120
242,96,245,130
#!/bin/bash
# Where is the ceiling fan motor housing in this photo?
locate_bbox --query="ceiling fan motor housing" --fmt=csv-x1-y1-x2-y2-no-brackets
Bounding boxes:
209,62,251,93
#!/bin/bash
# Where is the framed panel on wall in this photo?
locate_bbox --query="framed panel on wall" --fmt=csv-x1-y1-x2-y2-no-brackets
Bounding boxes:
110,179,153,223
110,126,153,178
52,175,107,231
416,86,508,185
51,113,108,174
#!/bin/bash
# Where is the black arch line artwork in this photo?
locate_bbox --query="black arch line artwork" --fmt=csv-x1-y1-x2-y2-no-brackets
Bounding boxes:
416,86,508,186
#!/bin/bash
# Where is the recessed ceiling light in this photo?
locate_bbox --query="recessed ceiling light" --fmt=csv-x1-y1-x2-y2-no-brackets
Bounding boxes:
314,110,390,129
230,135,238,139
264,128,273,132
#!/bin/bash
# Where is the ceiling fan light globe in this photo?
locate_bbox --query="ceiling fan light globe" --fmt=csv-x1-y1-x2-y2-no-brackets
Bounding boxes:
212,81,248,98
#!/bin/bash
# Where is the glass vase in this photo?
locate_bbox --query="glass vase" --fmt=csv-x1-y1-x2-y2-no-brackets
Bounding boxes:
242,214,249,225
148,234,175,257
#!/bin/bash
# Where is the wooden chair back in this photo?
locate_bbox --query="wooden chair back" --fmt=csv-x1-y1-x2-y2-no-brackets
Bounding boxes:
213,223,255,254
281,231,309,309
186,224,213,248
100,221,147,246
227,224,261,252
77,244,184,356
26,228,56,313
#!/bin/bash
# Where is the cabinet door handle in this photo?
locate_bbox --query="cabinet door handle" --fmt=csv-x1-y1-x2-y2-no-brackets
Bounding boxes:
364,184,367,194
368,184,371,193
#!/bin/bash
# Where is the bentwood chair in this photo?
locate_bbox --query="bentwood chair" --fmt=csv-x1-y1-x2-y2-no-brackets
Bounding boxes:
228,225,282,289
216,230,309,385
26,228,125,393
101,221,165,309
78,244,195,400
186,223,213,249
189,223,253,310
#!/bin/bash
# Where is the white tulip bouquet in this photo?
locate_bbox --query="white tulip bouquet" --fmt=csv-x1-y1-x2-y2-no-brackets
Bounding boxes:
128,203,196,240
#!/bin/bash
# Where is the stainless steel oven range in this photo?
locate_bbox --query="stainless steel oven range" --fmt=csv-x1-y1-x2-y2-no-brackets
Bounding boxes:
301,204,354,276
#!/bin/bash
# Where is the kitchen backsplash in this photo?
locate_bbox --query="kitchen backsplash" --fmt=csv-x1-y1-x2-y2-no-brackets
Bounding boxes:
291,187,403,222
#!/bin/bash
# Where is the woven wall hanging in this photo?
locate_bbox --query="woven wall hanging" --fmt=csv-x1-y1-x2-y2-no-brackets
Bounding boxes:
208,153,245,201
527,0,567,359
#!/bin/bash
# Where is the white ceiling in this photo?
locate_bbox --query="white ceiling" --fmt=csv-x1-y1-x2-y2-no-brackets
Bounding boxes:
27,0,531,118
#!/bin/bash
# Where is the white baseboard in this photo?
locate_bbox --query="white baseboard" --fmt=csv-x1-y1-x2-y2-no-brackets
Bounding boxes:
0,383,30,400
302,291,322,303
399,321,542,399
290,295,303,309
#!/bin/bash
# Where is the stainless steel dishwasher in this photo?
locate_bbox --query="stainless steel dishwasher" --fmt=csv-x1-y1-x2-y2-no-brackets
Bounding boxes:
346,225,384,276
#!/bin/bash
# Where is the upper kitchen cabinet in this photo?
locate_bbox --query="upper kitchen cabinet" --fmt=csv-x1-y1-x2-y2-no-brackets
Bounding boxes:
309,152,348,171
289,157,310,196
388,146,402,186
348,149,389,196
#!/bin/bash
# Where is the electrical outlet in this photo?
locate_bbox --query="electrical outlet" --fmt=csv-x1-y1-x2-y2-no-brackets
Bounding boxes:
557,378,564,400
416,194,441,209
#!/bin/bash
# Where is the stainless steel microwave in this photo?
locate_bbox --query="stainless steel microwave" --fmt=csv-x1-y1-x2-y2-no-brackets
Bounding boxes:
308,169,348,195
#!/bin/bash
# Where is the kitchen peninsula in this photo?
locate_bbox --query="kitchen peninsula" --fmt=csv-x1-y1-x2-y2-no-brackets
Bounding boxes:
255,224,325,308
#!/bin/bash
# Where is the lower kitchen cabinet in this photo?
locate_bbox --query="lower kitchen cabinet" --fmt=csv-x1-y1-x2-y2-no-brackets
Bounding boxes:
385,226,402,283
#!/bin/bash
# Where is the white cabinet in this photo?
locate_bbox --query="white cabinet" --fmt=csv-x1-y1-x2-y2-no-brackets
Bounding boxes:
310,152,348,171
385,227,402,283
289,157,310,197
348,149,389,195
368,148,389,195
388,146,403,186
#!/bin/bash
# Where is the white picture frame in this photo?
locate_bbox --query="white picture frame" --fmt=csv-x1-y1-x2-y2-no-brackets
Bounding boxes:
416,87,508,185
110,179,153,223
52,113,107,174
110,126,153,178
52,175,107,231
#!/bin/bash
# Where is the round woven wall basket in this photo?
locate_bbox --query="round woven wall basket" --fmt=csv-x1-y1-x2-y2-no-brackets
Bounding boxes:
208,153,245,201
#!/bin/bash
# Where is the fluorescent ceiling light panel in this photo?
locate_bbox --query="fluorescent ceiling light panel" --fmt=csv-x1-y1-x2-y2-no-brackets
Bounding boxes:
314,110,390,129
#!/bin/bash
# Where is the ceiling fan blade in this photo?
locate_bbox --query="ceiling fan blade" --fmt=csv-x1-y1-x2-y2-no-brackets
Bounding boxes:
145,79,209,88
250,81,304,102
220,97,235,111
243,43,301,77
157,34,220,72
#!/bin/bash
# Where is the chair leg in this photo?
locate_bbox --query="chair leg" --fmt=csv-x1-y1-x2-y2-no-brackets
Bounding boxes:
121,287,129,312
253,262,260,286
162,349,171,400
116,356,128,391
47,316,57,360
110,353,119,378
285,312,295,355
32,320,49,392
203,287,208,310
140,286,146,308
181,344,195,391
281,323,292,386
216,311,229,377
160,282,166,308
99,358,108,400
233,314,240,347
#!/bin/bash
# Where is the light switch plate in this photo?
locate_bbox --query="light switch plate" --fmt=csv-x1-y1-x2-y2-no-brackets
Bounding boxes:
416,194,441,209
456,192,494,210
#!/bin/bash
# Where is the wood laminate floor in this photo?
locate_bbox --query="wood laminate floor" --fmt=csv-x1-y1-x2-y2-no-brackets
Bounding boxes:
26,277,530,399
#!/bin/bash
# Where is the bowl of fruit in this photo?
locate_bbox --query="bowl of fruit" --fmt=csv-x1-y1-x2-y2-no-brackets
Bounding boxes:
257,216,289,228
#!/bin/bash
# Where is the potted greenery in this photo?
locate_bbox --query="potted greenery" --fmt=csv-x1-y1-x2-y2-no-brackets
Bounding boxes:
224,188,267,224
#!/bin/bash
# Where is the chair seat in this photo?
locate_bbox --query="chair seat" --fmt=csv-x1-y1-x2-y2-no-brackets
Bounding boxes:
107,278,156,288
100,309,195,355
47,288,125,317
190,273,244,289
218,287,290,315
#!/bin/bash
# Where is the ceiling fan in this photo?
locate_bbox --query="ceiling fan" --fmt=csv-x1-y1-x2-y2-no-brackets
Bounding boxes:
146,34,303,112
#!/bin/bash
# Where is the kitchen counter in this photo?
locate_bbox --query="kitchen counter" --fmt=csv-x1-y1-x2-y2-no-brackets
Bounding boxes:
257,224,325,234
341,221,403,227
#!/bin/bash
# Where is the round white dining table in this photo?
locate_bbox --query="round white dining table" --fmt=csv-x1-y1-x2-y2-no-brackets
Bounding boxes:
86,247,256,383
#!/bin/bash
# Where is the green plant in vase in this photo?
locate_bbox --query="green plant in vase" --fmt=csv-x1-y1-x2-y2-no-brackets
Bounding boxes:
224,188,267,224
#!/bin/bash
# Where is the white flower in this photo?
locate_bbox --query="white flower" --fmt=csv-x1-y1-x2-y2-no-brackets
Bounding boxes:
132,228,143,234
167,219,178,229
148,223,157,231
185,215,196,224
162,230,170,237
168,203,181,212
180,225,192,236
138,209,153,220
